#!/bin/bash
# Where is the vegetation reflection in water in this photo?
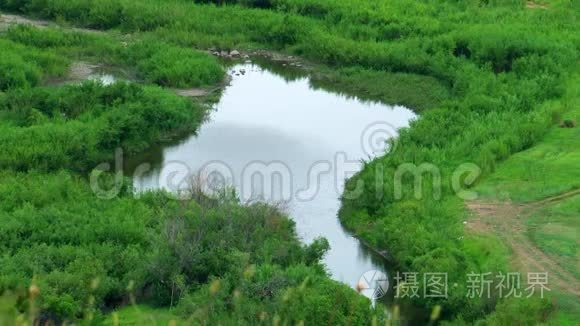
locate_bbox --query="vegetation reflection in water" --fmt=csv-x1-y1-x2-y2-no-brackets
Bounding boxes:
125,62,417,307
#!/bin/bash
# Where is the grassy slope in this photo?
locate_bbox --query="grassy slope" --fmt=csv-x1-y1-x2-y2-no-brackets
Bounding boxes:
476,108,580,202
529,197,580,324
475,78,579,267
473,78,579,324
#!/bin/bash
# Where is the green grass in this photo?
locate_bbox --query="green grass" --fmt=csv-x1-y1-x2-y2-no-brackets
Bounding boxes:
527,197,579,279
125,38,224,87
475,106,580,203
471,78,580,324
3,25,224,89
103,305,183,325
0,171,378,323
3,24,124,64
0,82,204,172
547,291,580,325
0,38,69,90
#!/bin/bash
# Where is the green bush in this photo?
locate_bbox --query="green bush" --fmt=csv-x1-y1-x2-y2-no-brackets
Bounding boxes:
0,39,68,90
125,40,224,88
0,172,378,322
0,52,41,90
0,82,205,171
483,296,553,325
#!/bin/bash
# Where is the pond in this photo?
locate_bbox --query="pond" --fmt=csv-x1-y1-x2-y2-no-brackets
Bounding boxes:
125,62,418,316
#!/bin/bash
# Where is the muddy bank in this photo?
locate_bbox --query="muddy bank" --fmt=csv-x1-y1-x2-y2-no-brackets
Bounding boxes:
47,61,229,99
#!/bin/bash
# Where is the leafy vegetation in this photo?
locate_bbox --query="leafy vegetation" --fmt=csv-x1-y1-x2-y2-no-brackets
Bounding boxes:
3,24,224,88
0,172,378,323
472,91,580,324
125,39,224,87
0,38,68,90
0,11,377,324
476,99,580,202
0,82,204,172
0,0,578,324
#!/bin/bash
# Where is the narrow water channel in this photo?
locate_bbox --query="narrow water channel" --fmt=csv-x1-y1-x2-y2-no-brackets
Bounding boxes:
125,63,417,309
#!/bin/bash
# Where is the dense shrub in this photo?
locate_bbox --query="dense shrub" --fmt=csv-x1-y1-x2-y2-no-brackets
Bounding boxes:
0,39,68,90
0,52,41,90
0,82,205,171
0,172,378,322
177,264,374,324
125,40,224,87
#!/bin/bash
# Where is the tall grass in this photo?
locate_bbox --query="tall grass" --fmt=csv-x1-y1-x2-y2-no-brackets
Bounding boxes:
4,25,224,88
0,82,204,172
0,171,381,323
125,39,224,87
0,38,68,90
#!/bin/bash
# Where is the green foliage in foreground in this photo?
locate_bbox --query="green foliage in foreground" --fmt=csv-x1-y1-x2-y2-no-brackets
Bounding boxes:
0,172,378,323
0,81,203,172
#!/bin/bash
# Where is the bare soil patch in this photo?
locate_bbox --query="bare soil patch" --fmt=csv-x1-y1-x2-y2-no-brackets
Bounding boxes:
173,74,232,98
0,13,51,30
0,13,103,34
68,61,101,80
526,1,549,9
466,190,580,296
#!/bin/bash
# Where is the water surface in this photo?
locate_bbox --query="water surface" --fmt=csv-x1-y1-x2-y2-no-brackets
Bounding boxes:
127,63,416,304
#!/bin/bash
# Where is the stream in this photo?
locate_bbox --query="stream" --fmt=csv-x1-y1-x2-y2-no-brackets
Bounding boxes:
124,62,418,316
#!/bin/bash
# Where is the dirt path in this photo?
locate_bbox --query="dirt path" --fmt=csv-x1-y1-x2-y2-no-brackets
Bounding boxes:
0,13,51,30
531,188,580,208
526,1,548,10
0,13,103,34
466,189,580,297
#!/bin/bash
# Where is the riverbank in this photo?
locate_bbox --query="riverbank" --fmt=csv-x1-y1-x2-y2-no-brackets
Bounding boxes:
0,14,385,325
